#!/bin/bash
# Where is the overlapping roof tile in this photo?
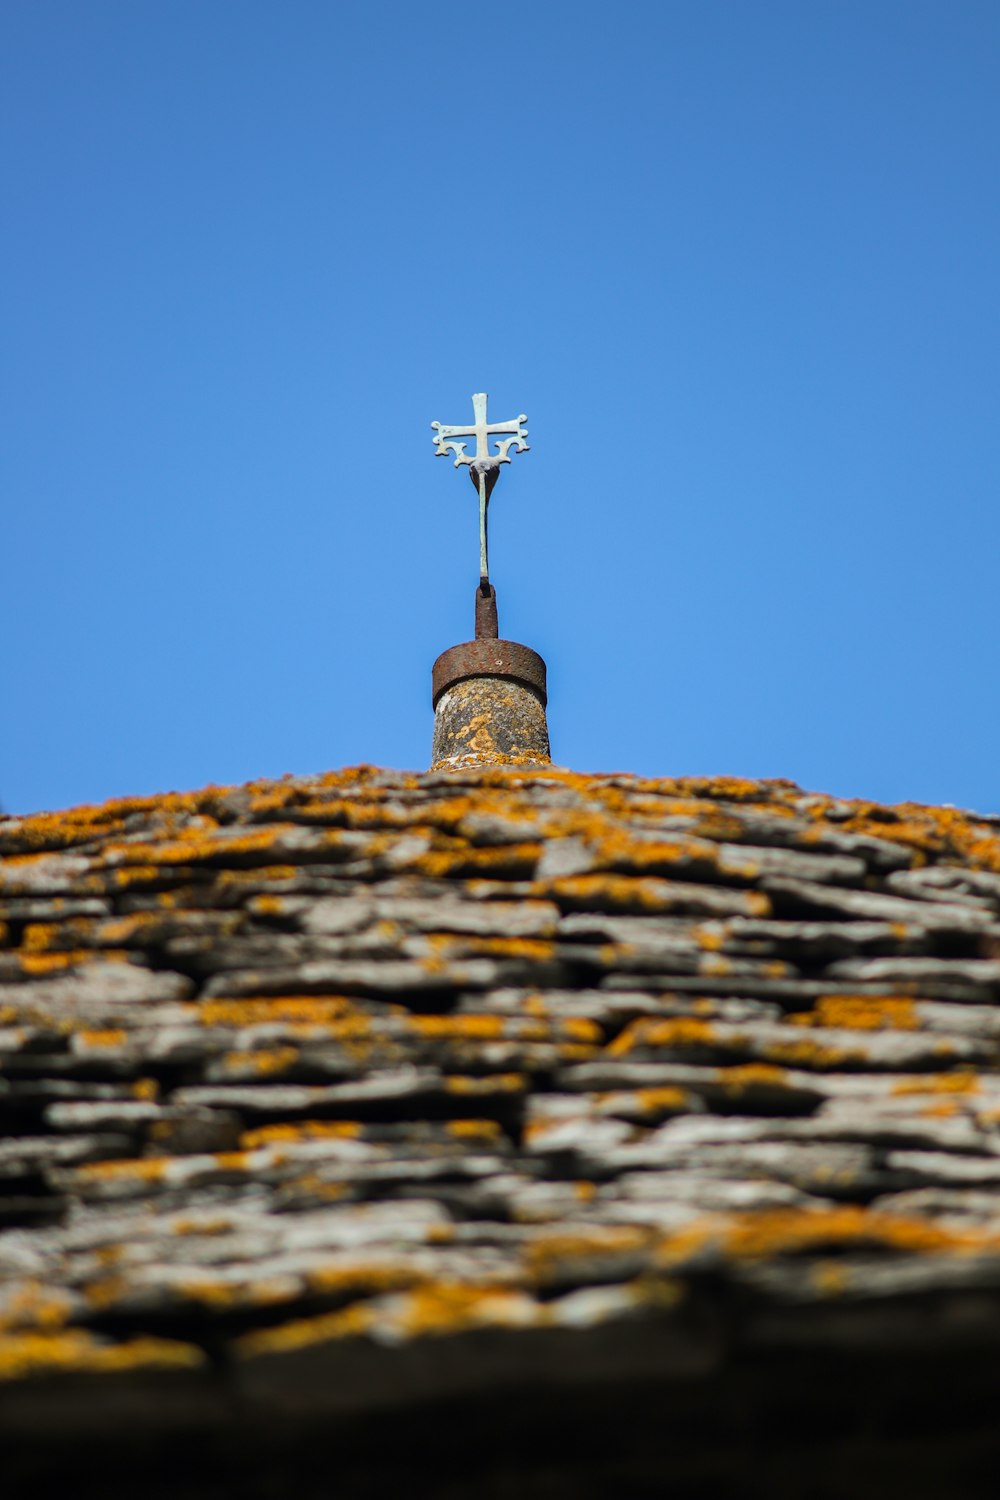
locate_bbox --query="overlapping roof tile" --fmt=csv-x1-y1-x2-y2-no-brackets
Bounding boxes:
4,765,1000,1426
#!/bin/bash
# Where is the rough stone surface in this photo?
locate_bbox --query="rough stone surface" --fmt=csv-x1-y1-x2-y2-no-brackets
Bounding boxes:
5,765,1000,1490
431,677,550,767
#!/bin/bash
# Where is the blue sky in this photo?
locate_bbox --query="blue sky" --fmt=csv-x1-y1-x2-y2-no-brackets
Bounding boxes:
2,1,998,815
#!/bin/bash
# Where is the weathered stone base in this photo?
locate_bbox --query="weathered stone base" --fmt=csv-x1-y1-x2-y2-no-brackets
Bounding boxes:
431,676,551,767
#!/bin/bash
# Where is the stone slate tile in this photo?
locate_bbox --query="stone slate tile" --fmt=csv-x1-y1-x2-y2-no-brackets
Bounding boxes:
6,765,1000,1422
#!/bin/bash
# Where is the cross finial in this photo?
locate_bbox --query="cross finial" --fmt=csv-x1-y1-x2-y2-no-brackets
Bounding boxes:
431,393,529,604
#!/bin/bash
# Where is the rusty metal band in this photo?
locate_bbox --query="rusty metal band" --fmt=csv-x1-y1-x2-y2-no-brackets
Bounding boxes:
432,640,547,708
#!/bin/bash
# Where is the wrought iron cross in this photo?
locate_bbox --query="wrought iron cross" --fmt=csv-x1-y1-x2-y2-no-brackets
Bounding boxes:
431,393,529,590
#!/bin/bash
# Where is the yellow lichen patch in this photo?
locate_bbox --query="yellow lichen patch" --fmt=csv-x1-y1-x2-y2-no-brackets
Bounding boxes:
424,933,557,962
536,872,733,914
406,1014,506,1041
103,865,171,889
596,1086,693,1121
720,1206,988,1260
891,1073,980,1096
21,920,92,952
410,843,542,878
96,827,269,868
16,950,116,975
692,812,748,842
235,1300,377,1358
248,893,286,916
97,911,192,945
715,1064,789,1095
305,1262,427,1298
608,1017,718,1056
792,996,920,1032
131,1078,159,1101
240,1121,362,1148
170,1216,233,1236
446,1119,503,1142
443,1072,525,1095
84,1276,130,1311
198,996,384,1027
695,927,725,953
431,752,551,771
215,865,298,888
0,1330,204,1381
76,1029,128,1049
0,1282,73,1333
76,1157,171,1183
176,1277,292,1310
755,1037,858,1070
525,1226,650,1283
287,1175,348,1202
395,1282,532,1338
219,1046,300,1077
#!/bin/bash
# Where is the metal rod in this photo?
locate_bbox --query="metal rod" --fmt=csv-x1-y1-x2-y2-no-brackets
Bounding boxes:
475,582,498,639
478,468,489,587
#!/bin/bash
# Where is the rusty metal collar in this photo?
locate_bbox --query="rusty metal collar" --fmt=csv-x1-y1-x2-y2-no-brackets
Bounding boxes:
432,640,547,708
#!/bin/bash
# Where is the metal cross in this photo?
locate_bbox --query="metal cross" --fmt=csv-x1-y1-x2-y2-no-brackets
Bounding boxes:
431,392,529,589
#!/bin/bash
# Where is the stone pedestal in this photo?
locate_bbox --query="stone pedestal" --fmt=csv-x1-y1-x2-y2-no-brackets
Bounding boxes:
431,640,550,768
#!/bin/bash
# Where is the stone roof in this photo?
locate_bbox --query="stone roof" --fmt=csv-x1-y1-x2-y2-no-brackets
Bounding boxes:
4,764,1000,1475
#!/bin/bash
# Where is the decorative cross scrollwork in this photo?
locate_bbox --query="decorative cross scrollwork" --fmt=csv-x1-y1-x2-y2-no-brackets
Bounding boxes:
431,393,529,587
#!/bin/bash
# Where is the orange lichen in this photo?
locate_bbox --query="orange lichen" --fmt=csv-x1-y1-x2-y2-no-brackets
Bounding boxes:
305,1263,427,1298
446,1119,503,1141
424,933,557,962
891,1073,980,1096
756,1037,858,1070
608,1018,718,1056
525,1226,649,1281
177,1277,292,1310
720,1206,986,1260
407,1014,505,1040
235,1301,377,1358
16,950,108,974
76,1029,127,1048
411,844,542,879
597,1086,692,1120
198,996,379,1026
240,1121,362,1148
395,1282,529,1338
716,1064,789,1093
0,1283,72,1333
443,1072,525,1095
220,1046,300,1077
696,928,725,953
84,1276,130,1311
171,1216,233,1236
792,996,920,1032
77,1158,171,1183
249,894,286,915
0,1330,204,1380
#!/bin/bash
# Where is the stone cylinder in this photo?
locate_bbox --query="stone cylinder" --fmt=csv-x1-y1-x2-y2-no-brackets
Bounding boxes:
431,640,551,769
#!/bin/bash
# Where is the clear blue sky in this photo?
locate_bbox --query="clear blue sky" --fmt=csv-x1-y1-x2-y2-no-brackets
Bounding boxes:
3,1,998,816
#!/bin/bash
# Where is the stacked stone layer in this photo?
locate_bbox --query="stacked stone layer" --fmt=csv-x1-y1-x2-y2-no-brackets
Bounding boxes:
3,766,1000,1423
